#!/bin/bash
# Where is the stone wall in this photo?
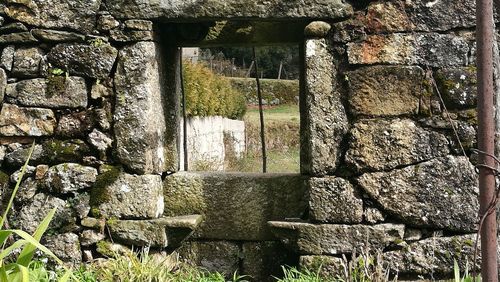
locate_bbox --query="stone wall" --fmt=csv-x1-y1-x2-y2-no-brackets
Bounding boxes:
0,0,491,280
179,116,245,171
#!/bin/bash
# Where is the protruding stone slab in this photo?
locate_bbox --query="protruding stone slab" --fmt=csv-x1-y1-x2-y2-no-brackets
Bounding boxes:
347,33,468,67
106,0,353,21
163,172,308,240
347,66,426,116
43,163,98,194
108,215,203,248
269,221,405,255
5,77,88,109
309,177,363,223
48,43,118,79
358,156,478,232
302,38,348,176
32,29,86,43
0,104,56,137
114,41,169,174
345,119,450,172
383,235,478,277
91,170,164,219
4,0,101,33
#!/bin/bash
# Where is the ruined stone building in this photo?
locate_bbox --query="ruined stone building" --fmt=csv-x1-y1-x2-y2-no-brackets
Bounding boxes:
0,0,489,280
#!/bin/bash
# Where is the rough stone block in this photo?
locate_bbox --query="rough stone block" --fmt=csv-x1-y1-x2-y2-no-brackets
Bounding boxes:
114,41,171,174
42,163,97,194
347,66,426,116
0,68,5,103
43,233,82,266
4,0,100,33
178,241,240,276
435,67,477,109
269,221,405,255
345,119,450,172
309,177,363,223
14,193,76,234
108,215,203,248
1,45,14,71
5,77,88,109
347,33,469,67
48,43,118,79
299,255,344,278
242,241,295,282
0,32,38,44
0,104,56,137
32,29,86,43
383,234,478,277
302,38,348,176
12,47,44,78
358,156,478,232
106,0,353,21
163,172,308,240
91,170,164,219
110,29,155,42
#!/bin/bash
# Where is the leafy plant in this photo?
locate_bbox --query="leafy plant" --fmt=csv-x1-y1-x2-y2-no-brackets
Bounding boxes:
452,259,480,282
276,266,323,282
0,143,74,282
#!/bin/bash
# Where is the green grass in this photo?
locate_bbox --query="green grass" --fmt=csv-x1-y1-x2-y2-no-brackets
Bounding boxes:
228,148,300,173
244,104,300,123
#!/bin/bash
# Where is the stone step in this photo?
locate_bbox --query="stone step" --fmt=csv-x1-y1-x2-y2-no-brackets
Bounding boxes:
108,215,203,248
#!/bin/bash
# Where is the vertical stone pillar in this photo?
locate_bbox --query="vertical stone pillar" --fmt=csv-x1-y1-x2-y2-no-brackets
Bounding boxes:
301,25,348,176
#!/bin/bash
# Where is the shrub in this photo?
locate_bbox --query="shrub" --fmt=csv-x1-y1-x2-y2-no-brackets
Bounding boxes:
183,61,247,120
229,78,299,105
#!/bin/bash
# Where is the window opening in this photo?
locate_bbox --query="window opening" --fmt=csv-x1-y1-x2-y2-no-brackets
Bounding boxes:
179,44,301,173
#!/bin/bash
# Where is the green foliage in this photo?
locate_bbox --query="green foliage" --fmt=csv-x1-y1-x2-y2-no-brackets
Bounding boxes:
276,267,323,282
451,259,480,282
183,61,247,120
0,143,74,282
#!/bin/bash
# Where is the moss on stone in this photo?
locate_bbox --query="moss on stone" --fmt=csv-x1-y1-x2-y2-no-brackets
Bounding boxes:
0,171,10,186
90,166,121,211
46,74,67,98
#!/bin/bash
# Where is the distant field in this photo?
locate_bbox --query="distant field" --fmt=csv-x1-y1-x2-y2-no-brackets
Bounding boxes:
235,104,300,173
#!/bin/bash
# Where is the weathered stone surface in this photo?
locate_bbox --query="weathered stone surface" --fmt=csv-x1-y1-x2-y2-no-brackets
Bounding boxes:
347,66,426,116
0,68,5,103
242,242,295,282
43,233,82,265
81,217,104,229
91,81,114,99
5,77,88,108
110,29,155,42
56,111,95,138
302,38,348,176
269,222,405,255
304,21,331,38
11,47,44,78
358,156,479,232
4,0,101,33
48,43,118,79
345,119,449,172
42,163,97,194
114,41,169,174
32,29,86,43
80,230,106,247
179,241,240,276
0,23,28,34
72,193,91,219
124,20,153,31
435,67,477,108
1,45,14,71
0,104,56,137
309,177,363,223
5,139,90,166
14,193,76,234
347,33,469,67
364,207,386,224
15,177,38,203
108,215,202,248
300,256,344,278
0,32,38,44
91,170,164,219
88,129,113,157
106,0,353,21
163,172,308,240
384,235,478,277
97,14,120,31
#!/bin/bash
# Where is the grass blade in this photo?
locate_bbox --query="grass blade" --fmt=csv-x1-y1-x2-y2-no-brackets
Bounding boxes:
0,240,27,261
0,142,35,230
16,208,57,266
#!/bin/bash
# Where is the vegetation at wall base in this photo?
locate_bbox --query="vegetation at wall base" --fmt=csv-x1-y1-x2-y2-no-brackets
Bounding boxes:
183,61,247,120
